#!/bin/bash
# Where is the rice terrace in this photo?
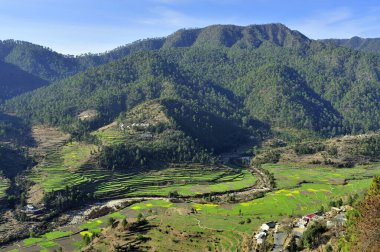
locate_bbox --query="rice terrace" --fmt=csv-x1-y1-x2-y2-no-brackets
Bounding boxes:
1,150,378,251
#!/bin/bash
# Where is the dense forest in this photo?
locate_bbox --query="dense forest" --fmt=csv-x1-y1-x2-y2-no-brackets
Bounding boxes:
2,24,380,139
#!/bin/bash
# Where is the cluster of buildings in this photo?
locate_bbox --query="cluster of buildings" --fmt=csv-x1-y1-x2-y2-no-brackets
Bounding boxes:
253,206,350,251
254,221,277,244
293,206,349,236
119,122,151,131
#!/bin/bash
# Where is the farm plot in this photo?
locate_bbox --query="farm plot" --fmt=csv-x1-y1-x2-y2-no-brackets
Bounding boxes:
92,126,127,146
28,139,257,199
4,175,374,252
262,163,380,189
125,178,373,233
117,168,257,197
28,142,97,192
86,164,257,198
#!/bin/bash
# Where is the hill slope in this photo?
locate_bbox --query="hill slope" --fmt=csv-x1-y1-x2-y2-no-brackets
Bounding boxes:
0,60,47,103
2,23,380,137
0,24,309,101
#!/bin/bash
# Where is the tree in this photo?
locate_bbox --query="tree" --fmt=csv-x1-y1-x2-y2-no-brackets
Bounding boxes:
168,190,179,198
302,222,327,249
337,198,343,207
107,217,115,227
325,244,333,252
83,234,91,245
121,218,128,228
347,176,380,251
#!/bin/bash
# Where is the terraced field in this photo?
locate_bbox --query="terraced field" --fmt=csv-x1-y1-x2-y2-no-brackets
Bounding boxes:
17,120,379,251
262,163,380,189
28,142,97,192
92,125,127,146
27,139,257,199
5,163,378,252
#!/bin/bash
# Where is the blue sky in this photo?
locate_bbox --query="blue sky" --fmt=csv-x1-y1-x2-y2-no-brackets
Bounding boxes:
0,0,379,55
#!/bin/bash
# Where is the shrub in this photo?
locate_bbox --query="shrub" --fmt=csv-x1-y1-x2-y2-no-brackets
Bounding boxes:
294,142,325,155
83,234,91,245
121,218,128,228
107,217,115,226
302,222,327,249
328,146,338,157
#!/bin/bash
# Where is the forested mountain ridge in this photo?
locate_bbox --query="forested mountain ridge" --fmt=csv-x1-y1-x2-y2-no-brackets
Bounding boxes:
322,37,380,54
0,40,86,82
2,23,380,139
0,60,47,103
0,23,309,80
2,51,265,142
0,24,309,102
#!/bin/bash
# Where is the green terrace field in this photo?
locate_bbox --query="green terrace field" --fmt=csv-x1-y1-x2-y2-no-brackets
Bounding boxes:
262,163,380,189
6,163,378,252
1,179,364,252
100,168,257,198
0,176,10,199
28,142,97,192
92,125,127,146
27,140,257,198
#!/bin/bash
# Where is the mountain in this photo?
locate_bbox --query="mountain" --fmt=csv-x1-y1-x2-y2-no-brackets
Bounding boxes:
2,50,264,146
0,60,47,103
162,23,310,49
0,24,310,102
322,37,380,54
0,40,84,81
2,23,380,138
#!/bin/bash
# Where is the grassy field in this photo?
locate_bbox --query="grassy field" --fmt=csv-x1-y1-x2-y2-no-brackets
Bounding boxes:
17,121,379,251
6,163,379,252
262,163,380,189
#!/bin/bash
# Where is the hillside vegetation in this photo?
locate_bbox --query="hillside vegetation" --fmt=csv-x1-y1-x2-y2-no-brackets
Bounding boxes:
2,24,380,138
23,100,258,214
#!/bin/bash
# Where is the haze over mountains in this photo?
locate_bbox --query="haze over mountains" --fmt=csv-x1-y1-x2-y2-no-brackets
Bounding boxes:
322,37,380,55
1,23,380,142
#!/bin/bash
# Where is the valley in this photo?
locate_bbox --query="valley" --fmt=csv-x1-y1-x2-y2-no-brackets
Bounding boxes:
0,22,379,252
0,113,379,251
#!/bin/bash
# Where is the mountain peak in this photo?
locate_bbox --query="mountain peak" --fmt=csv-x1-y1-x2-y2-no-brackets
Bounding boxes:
163,23,310,49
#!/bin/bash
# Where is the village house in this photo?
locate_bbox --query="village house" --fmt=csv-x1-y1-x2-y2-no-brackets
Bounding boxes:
255,231,267,244
296,217,308,228
24,204,39,213
260,221,276,231
254,221,276,245
295,213,320,228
